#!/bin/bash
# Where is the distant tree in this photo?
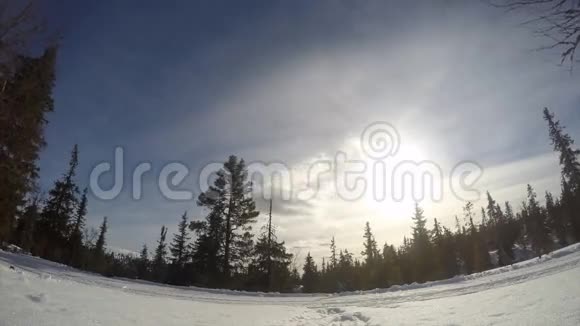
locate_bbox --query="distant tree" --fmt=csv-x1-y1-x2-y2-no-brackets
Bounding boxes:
93,216,108,272
361,222,378,265
35,145,79,260
68,187,88,267
137,244,149,280
462,202,491,273
545,191,568,247
410,203,434,282
152,225,168,282
168,212,191,285
302,252,319,293
170,212,190,266
329,236,338,270
525,185,552,256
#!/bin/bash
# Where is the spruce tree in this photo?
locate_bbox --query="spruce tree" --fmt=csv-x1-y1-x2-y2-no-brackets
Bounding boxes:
410,203,433,282
251,230,292,292
544,108,580,189
544,108,580,239
0,46,57,242
302,252,319,293
361,222,378,265
68,187,88,266
525,185,552,257
94,217,107,256
137,244,149,280
170,212,190,266
13,196,40,252
545,191,568,247
152,225,168,282
462,202,490,273
329,236,338,270
93,216,108,272
35,145,80,260
190,213,223,286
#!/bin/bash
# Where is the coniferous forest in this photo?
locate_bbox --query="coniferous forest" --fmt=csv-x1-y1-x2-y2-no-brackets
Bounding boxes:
2,2,580,294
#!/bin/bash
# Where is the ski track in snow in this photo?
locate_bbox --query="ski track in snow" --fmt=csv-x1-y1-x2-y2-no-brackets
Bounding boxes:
1,244,580,325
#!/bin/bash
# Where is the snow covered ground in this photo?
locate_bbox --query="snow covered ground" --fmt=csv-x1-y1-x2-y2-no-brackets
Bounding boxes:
1,244,580,326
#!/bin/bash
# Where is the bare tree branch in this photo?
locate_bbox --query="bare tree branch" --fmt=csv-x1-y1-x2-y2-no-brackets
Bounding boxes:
489,0,580,69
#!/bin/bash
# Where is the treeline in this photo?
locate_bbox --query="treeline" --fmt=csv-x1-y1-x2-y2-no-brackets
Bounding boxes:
299,108,580,292
303,189,567,292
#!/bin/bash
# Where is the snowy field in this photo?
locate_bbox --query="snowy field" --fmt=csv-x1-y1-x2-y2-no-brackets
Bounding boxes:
1,245,580,326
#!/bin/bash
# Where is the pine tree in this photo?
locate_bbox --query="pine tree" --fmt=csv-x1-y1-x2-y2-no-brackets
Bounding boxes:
461,202,491,273
361,222,378,265
137,244,149,280
410,203,433,282
544,108,580,239
93,216,108,272
544,108,580,190
35,145,80,260
170,212,190,266
152,225,168,282
251,231,292,292
545,191,568,247
12,195,40,252
196,155,259,282
190,213,223,286
329,236,338,271
0,46,57,242
525,185,552,256
302,252,318,293
68,187,88,266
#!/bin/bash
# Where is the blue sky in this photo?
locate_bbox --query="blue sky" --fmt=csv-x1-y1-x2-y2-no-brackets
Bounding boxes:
39,1,580,259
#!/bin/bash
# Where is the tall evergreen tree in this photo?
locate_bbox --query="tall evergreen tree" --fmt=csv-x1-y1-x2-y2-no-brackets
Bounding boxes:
35,145,80,260
361,221,378,265
168,212,191,284
544,108,580,239
196,155,259,282
170,212,190,266
0,46,57,242
544,108,580,190
410,203,433,282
